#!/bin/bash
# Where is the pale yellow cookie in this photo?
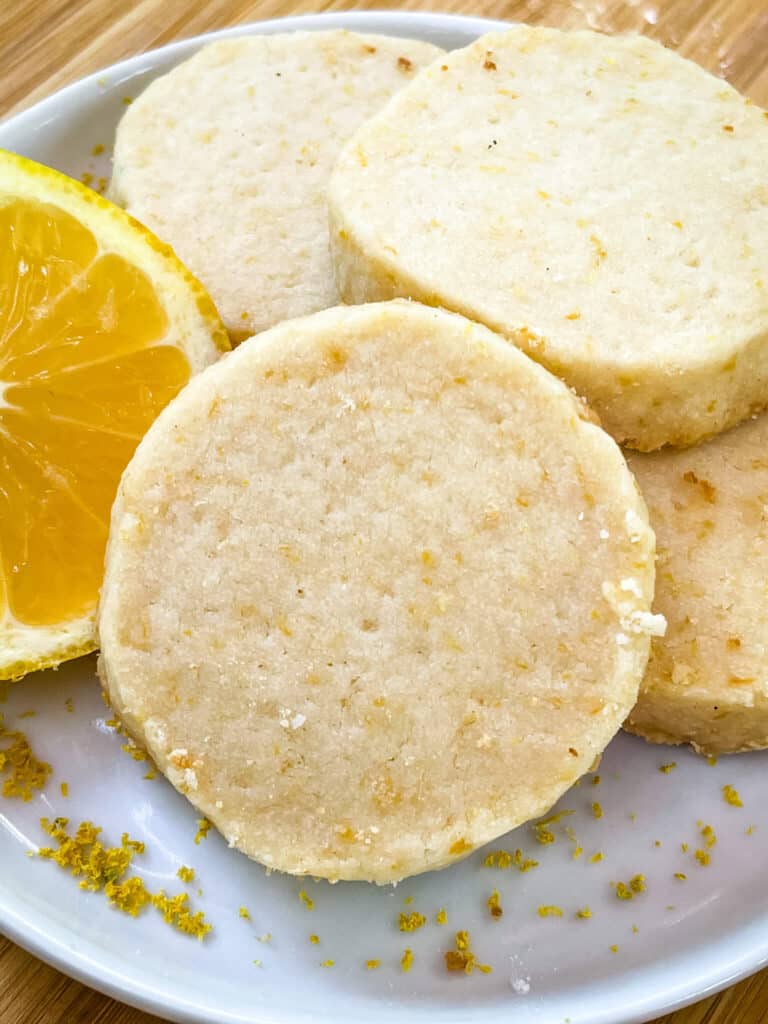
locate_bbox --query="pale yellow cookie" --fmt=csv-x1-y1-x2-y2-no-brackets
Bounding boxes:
329,26,768,451
627,414,768,755
109,31,441,341
99,300,658,883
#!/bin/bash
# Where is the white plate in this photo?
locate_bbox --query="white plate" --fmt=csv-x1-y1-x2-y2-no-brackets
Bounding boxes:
1,12,767,1024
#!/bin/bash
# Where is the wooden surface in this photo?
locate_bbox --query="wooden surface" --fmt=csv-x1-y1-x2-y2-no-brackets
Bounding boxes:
1,0,767,1022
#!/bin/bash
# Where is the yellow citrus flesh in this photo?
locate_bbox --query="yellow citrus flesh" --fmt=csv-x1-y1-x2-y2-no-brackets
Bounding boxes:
0,152,227,679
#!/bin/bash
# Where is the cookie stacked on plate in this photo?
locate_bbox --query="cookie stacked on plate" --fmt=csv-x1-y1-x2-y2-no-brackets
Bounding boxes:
325,26,768,756
100,25,768,883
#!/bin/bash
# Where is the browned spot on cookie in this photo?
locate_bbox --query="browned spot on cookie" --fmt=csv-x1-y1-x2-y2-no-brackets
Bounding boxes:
682,470,716,503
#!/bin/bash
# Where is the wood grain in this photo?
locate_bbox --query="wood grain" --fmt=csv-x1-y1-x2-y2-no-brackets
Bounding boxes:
1,1,767,1022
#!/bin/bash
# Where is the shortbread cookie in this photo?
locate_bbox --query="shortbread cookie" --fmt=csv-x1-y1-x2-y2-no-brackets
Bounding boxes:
627,414,768,754
329,26,768,451
110,31,442,340
99,300,659,883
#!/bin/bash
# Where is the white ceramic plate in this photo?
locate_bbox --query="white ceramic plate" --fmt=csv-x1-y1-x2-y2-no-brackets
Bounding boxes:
1,12,767,1024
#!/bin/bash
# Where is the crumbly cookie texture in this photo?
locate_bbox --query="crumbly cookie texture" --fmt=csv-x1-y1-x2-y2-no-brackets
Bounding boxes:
329,26,768,451
627,413,768,755
99,300,657,883
110,30,442,340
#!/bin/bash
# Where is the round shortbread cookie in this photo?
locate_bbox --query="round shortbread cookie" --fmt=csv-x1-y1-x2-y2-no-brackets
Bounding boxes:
329,26,768,451
627,414,768,755
98,300,659,883
109,31,442,341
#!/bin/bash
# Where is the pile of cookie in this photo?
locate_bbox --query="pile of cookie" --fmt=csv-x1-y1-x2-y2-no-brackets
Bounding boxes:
99,25,768,884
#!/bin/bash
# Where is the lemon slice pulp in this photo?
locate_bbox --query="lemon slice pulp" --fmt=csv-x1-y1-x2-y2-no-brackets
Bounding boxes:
0,150,228,680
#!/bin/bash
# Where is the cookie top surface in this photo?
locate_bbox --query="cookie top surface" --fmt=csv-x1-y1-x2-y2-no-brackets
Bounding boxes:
110,31,442,339
99,300,658,882
329,26,768,450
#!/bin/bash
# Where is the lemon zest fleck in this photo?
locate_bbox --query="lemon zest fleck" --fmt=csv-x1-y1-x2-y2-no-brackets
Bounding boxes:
121,742,148,762
399,911,426,932
152,890,212,939
487,890,503,919
194,818,211,844
36,818,211,937
483,848,538,871
723,784,743,807
701,824,717,848
449,837,472,855
614,875,646,900
444,930,491,974
0,714,52,800
538,905,563,917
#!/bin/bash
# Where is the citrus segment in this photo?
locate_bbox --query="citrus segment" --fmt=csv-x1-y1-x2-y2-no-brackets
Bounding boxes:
0,428,109,626
0,150,227,679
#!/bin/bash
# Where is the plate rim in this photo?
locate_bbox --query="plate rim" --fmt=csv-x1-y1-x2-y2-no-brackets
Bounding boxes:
2,10,768,1024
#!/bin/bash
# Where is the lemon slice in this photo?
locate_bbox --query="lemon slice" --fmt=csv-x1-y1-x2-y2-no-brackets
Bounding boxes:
0,149,228,681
